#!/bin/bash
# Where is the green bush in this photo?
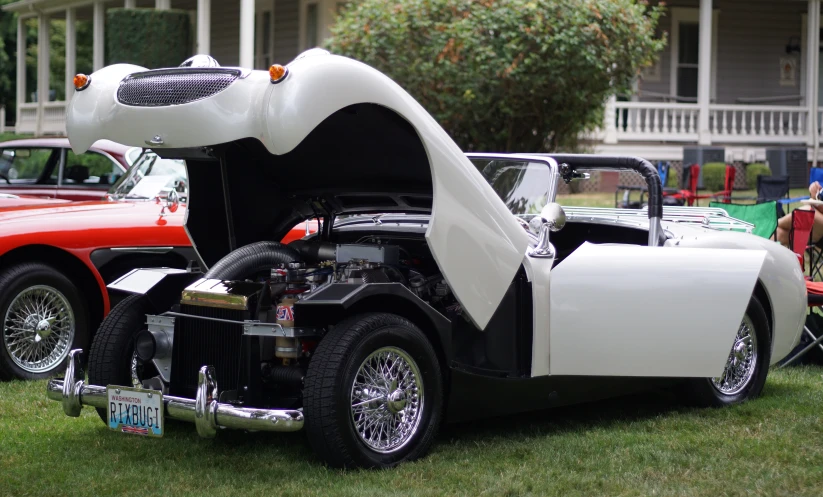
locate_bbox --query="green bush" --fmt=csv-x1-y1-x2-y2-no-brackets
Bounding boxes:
106,9,190,69
746,163,771,189
328,0,665,152
666,168,678,188
701,162,727,191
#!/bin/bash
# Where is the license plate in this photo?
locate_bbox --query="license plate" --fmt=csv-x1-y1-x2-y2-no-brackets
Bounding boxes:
106,385,164,437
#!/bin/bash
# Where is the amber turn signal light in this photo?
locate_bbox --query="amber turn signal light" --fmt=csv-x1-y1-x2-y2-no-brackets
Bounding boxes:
269,64,288,83
73,74,90,91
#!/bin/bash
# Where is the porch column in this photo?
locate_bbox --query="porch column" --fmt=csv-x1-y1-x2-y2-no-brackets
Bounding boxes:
15,16,25,127
124,0,136,7
697,0,713,145
197,0,211,55
603,95,618,144
36,14,50,135
65,8,76,102
156,0,171,9
239,0,255,68
93,1,105,71
807,0,820,155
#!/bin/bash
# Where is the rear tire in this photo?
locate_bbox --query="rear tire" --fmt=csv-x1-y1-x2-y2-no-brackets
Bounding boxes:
682,295,771,407
0,262,88,380
303,313,443,468
88,294,157,423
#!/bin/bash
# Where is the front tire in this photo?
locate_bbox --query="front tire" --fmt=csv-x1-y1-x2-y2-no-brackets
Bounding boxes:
683,295,771,406
303,313,443,468
0,262,88,380
88,294,157,423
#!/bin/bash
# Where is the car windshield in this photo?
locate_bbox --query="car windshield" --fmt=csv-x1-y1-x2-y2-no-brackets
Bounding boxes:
471,159,554,216
108,150,187,201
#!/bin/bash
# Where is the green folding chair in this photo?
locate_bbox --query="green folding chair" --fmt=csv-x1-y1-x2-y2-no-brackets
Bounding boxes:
708,201,778,239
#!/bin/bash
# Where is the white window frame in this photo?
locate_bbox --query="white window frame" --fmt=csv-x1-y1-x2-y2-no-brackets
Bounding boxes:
299,0,340,52
669,7,719,100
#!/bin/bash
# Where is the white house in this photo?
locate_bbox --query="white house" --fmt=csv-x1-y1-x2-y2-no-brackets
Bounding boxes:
2,0,340,135
591,0,823,169
4,0,823,172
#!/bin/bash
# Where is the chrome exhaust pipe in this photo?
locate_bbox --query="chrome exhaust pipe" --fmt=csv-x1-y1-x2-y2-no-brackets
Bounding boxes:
46,350,304,435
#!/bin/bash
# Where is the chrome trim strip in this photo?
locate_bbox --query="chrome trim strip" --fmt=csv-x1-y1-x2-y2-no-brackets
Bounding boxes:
562,206,754,234
110,247,174,253
47,350,304,434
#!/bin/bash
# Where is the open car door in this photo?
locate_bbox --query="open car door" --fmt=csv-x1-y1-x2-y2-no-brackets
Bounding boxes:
548,242,766,378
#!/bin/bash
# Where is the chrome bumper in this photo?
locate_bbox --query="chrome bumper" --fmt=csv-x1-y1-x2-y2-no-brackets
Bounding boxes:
46,349,304,436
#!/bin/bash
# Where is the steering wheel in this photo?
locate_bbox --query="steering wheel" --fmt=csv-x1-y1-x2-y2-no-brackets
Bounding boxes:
0,173,10,185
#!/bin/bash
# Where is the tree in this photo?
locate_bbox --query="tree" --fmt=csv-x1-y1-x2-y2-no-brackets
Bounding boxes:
0,0,16,124
327,0,665,152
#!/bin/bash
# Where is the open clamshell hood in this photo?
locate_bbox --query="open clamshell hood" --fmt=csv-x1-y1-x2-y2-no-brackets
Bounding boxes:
66,53,531,328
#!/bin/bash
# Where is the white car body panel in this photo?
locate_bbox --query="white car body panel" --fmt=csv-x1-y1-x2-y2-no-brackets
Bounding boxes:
522,255,554,377
664,224,808,364
549,242,766,377
66,53,530,329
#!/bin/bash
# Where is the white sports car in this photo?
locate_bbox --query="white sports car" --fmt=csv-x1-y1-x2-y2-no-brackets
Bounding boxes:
47,52,806,468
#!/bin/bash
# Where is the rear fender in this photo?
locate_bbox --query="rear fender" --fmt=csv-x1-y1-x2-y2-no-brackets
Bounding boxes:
549,242,766,377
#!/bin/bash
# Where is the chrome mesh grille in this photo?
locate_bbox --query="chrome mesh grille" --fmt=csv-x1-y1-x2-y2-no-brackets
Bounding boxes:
117,69,240,107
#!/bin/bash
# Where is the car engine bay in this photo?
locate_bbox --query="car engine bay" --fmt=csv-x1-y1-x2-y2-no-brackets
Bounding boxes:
137,230,458,408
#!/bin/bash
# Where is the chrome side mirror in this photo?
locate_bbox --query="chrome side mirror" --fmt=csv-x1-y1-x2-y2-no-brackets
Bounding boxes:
158,189,179,216
527,202,566,258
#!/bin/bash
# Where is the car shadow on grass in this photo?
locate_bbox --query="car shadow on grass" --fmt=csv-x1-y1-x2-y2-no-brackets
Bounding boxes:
440,387,685,444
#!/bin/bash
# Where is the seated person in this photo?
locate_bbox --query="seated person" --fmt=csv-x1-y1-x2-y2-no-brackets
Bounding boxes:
776,181,823,247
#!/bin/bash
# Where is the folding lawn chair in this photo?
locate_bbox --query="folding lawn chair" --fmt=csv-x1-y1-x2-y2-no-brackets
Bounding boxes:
779,210,823,367
614,161,676,209
799,168,823,280
756,175,807,217
710,165,736,204
671,164,713,206
790,209,815,268
811,167,823,187
657,161,670,186
780,283,823,367
708,200,778,239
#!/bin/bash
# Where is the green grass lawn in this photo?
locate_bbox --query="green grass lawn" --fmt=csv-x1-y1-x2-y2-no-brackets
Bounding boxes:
2,368,822,497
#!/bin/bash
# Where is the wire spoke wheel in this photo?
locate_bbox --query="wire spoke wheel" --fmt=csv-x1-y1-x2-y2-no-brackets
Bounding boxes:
350,346,424,454
2,285,75,373
711,315,758,395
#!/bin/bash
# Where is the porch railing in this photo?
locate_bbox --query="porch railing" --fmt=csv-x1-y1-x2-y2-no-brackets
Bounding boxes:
604,100,812,145
709,105,808,143
613,102,699,142
15,101,67,135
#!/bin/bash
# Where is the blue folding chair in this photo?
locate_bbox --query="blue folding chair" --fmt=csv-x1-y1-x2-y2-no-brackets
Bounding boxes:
811,167,823,188
657,161,670,186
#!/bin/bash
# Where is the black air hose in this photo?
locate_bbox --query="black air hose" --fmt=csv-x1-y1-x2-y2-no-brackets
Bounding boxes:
204,241,301,281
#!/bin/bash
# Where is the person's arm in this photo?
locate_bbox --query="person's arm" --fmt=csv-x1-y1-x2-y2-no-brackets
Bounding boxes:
809,181,823,213
811,181,822,199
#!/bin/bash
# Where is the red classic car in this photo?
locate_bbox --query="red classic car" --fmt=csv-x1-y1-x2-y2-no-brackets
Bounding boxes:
0,150,313,380
0,138,130,202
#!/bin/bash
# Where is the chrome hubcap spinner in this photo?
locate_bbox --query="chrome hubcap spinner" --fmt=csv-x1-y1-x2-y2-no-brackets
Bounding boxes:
3,285,75,373
350,346,424,453
711,315,757,395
